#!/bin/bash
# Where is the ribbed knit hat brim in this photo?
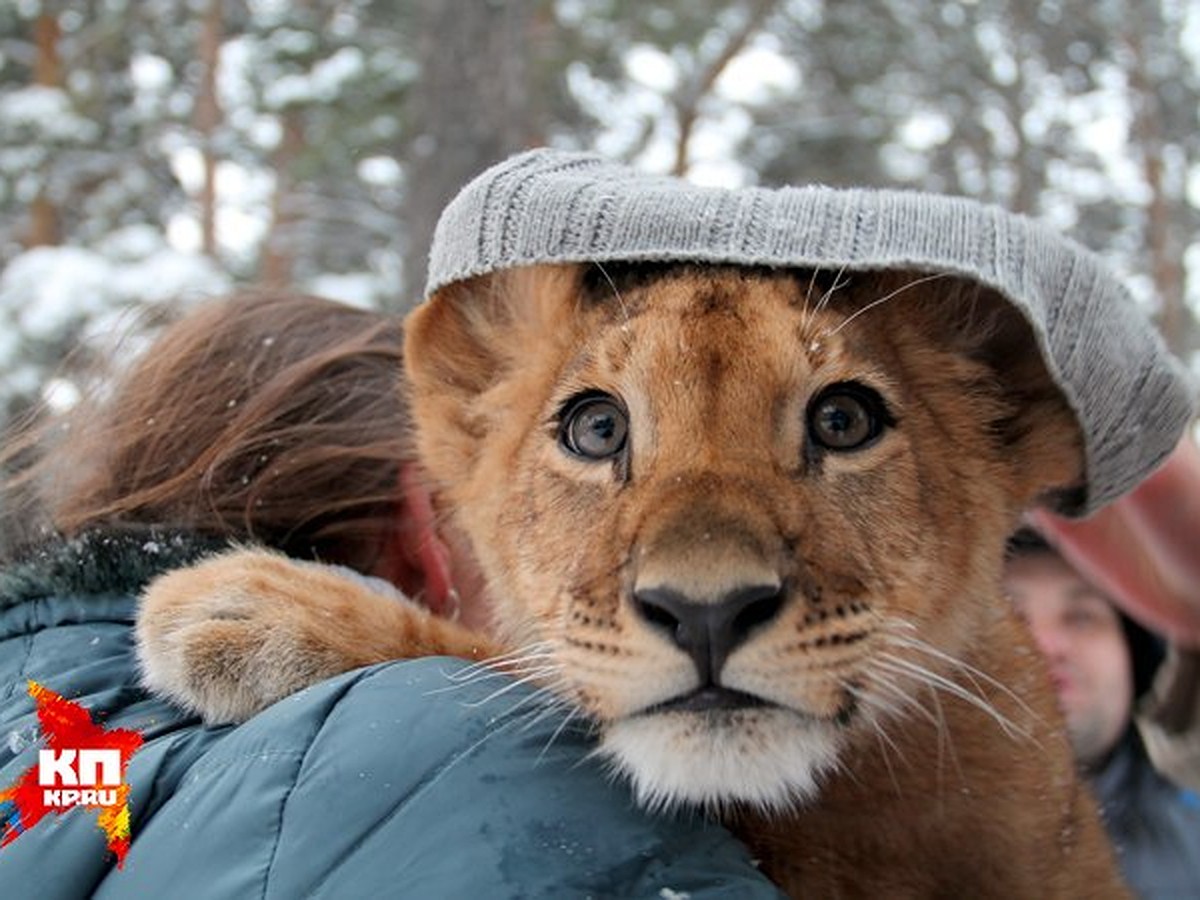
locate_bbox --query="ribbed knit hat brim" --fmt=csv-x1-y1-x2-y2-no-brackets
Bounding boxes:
426,148,1195,516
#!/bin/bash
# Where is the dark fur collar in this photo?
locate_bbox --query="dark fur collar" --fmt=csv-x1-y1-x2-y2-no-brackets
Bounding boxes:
0,527,231,610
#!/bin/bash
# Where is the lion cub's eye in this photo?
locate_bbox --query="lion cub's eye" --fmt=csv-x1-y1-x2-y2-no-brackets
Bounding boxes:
807,382,890,451
559,392,629,461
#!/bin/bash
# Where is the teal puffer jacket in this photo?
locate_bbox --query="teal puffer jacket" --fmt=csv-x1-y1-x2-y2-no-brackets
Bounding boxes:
0,531,782,899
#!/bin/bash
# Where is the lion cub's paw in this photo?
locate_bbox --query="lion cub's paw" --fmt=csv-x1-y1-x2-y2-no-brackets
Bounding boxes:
136,548,412,724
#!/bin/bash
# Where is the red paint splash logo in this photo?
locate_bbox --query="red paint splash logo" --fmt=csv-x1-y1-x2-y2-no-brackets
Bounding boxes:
0,681,144,866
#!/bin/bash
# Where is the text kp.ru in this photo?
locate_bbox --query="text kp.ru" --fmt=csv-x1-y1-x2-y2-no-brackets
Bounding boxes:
38,749,121,808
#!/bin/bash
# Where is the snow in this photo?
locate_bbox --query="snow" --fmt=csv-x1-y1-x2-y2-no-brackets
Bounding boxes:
266,27,319,56
263,47,366,109
168,145,206,194
898,111,954,152
0,86,99,143
129,54,173,93
305,272,382,309
117,247,230,303
2,246,115,339
6,724,39,755
42,378,81,413
717,47,800,104
165,153,274,257
625,45,679,92
357,156,402,187
0,326,17,368
97,223,167,261
0,232,230,366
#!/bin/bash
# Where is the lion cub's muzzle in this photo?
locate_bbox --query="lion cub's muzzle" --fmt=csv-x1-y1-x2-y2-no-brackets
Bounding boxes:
606,507,846,810
633,582,784,708
627,497,796,712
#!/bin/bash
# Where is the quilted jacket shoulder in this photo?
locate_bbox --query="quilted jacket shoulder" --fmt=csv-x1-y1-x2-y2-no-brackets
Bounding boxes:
0,532,780,899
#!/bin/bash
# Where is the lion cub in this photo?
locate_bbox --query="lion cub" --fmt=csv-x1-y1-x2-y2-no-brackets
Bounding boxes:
139,264,1128,897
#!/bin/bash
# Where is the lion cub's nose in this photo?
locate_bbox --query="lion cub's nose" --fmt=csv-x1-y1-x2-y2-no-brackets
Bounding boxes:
633,583,784,684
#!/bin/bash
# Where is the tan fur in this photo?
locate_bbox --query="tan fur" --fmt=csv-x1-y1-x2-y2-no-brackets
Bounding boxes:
139,264,1127,897
138,551,499,722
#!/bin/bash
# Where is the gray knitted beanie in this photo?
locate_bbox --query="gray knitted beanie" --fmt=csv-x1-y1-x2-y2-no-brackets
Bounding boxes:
426,148,1195,516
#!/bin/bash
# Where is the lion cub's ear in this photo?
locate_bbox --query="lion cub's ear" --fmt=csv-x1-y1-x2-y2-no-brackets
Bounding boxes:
927,278,1087,511
403,264,584,478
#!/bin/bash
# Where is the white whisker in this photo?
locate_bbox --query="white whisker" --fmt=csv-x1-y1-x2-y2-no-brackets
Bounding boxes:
593,261,632,328
428,662,560,697
844,681,909,785
876,653,1031,742
884,631,1040,725
814,263,851,315
800,265,823,318
860,672,940,730
434,642,560,695
438,662,564,710
827,272,946,336
536,706,585,762
444,641,557,681
926,686,963,795
872,723,904,795
502,685,573,725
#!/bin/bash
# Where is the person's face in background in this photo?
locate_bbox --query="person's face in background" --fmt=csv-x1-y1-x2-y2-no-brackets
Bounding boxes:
1005,552,1134,768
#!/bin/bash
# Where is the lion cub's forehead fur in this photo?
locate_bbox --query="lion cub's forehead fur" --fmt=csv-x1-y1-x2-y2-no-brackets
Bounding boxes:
572,268,830,474
552,265,960,594
558,266,999,504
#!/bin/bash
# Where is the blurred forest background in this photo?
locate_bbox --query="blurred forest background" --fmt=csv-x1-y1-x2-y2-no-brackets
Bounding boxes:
1,0,1199,433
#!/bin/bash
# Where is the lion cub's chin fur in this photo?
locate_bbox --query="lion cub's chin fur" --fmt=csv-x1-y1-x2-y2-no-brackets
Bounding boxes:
602,710,841,812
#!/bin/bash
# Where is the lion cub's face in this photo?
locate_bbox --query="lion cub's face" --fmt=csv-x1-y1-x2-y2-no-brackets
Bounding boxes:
405,263,1081,811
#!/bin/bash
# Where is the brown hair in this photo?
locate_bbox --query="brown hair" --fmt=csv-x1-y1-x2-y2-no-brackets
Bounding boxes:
2,291,411,571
